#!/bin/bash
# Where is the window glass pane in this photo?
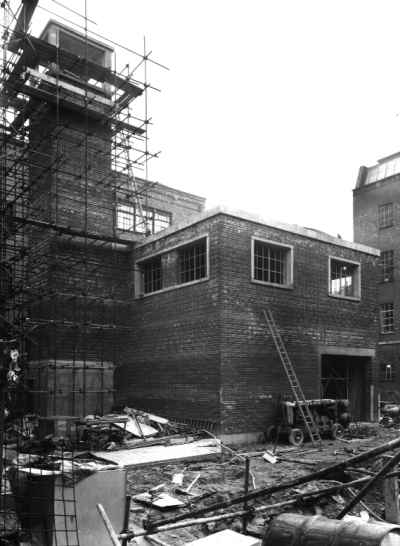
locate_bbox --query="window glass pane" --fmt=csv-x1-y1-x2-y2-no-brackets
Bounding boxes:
381,250,394,282
379,203,393,229
143,256,162,293
154,212,170,233
117,204,134,231
330,260,358,298
179,239,207,284
253,241,288,285
380,303,394,334
117,203,171,234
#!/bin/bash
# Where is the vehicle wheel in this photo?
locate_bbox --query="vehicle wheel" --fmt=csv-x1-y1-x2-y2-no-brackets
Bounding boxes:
288,428,304,447
330,423,344,440
265,425,277,442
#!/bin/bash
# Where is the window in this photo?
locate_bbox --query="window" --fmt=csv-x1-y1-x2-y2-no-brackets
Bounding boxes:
179,238,207,284
381,250,394,283
253,239,293,287
154,211,171,233
380,362,395,381
329,258,360,299
143,256,162,294
380,303,394,334
135,208,153,234
117,204,171,234
116,204,134,231
379,203,393,229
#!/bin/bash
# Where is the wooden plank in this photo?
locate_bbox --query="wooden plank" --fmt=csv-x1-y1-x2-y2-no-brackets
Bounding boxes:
93,439,221,468
384,476,400,523
8,35,143,98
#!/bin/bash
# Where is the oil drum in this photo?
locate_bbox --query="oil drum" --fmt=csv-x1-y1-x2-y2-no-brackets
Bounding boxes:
262,513,400,545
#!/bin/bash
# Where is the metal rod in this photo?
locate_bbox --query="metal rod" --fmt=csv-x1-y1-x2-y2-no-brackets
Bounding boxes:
146,435,400,529
97,503,121,546
337,448,400,519
242,457,250,533
121,495,131,546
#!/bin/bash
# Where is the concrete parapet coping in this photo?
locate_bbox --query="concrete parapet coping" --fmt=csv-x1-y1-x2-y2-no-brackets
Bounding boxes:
137,205,380,257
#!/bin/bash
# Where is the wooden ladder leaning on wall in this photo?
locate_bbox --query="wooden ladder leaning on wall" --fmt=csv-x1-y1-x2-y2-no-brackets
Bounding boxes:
262,308,322,447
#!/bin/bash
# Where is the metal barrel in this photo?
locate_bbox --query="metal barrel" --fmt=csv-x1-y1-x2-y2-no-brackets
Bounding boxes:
262,513,400,545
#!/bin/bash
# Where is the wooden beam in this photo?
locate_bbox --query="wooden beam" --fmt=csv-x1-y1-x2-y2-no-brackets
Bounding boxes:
384,475,400,523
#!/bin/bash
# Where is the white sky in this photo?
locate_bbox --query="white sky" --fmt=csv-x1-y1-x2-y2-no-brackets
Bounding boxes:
29,1,400,241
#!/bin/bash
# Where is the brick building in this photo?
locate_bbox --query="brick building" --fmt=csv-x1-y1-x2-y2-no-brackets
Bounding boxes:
1,17,381,441
116,207,380,442
354,152,400,402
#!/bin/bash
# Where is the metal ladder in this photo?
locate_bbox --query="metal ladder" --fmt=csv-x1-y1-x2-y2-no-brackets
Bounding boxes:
262,308,322,446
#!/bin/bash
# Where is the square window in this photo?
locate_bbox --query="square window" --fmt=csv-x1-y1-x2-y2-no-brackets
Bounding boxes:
329,258,360,299
381,250,394,283
253,240,293,286
379,203,393,229
142,256,162,294
380,303,394,334
179,238,207,284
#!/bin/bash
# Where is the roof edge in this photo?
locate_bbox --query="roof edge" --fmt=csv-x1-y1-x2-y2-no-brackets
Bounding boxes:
137,206,380,256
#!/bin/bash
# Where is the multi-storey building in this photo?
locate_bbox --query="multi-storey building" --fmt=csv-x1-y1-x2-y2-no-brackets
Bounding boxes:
354,152,400,403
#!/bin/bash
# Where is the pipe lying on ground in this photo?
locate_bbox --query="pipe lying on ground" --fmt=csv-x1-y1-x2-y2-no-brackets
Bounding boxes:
145,435,400,530
124,472,400,540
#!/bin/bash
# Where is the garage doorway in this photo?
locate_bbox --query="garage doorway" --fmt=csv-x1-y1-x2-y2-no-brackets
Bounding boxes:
321,355,370,421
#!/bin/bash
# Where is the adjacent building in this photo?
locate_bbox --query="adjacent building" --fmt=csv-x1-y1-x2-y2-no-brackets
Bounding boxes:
354,152,400,403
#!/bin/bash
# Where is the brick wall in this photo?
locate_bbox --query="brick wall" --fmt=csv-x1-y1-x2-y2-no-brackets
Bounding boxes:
115,216,222,425
354,177,400,402
218,214,378,434
116,212,379,434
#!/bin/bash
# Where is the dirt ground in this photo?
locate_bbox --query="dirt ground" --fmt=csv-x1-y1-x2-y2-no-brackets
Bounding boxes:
126,424,400,545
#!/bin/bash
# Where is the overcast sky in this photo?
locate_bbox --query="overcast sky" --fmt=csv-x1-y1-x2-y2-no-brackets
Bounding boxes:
29,1,400,242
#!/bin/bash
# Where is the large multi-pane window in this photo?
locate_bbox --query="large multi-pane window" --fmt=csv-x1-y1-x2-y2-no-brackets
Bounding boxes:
179,238,207,284
381,250,394,283
329,258,360,299
143,256,162,294
380,303,394,334
378,203,393,229
116,204,171,234
116,204,135,231
253,240,292,286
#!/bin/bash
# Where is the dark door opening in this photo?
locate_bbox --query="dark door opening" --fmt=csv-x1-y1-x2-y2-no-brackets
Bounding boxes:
321,355,370,421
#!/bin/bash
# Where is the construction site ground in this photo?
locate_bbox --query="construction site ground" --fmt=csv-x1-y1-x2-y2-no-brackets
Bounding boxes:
126,424,400,545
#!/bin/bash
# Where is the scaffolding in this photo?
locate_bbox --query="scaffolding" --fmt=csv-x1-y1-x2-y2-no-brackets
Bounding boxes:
0,0,166,542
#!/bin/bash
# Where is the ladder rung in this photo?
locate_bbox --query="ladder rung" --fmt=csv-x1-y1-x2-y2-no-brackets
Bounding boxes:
263,307,322,444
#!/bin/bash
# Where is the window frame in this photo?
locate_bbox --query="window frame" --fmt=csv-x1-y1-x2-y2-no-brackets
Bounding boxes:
380,362,395,382
381,249,394,283
251,237,294,289
178,237,208,285
328,256,361,301
142,255,162,294
116,203,135,232
380,302,394,334
116,203,171,234
135,234,210,298
378,203,394,230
